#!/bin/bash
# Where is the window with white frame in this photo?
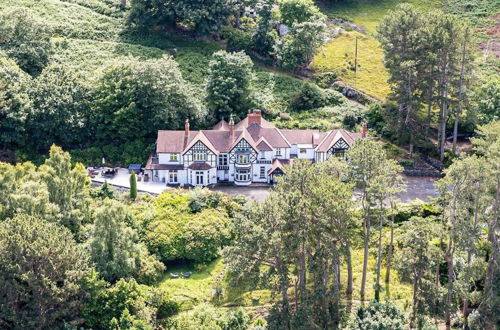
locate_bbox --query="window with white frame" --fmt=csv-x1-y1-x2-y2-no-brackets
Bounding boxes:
218,153,228,166
275,148,282,156
194,152,206,161
169,170,178,183
299,148,307,154
237,154,249,164
260,166,265,178
170,154,178,161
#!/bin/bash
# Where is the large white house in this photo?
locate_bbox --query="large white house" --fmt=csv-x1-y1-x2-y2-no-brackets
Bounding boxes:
145,110,366,186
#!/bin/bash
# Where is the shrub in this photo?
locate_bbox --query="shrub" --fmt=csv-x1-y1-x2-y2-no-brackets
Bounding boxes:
290,82,325,111
222,27,253,53
313,71,338,88
348,300,406,330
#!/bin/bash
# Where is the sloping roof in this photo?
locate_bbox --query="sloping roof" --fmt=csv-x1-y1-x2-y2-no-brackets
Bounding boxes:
212,119,230,130
157,131,198,153
229,129,259,151
280,129,328,146
202,130,243,153
188,162,212,170
183,131,219,155
234,116,275,130
255,137,273,151
246,125,291,148
315,129,358,152
268,158,291,175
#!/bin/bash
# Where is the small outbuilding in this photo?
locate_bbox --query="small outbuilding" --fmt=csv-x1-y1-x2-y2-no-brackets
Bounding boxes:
128,164,142,173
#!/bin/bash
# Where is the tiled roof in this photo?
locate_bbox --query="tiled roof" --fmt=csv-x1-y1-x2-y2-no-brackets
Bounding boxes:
188,162,212,170
315,129,357,152
212,119,230,130
246,124,290,148
268,158,291,175
255,137,273,151
280,129,327,145
183,131,219,155
156,110,361,155
157,131,197,153
202,130,243,153
145,155,184,170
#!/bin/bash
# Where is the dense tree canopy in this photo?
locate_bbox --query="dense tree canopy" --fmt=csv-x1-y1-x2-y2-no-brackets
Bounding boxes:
206,50,254,120
0,8,52,75
0,215,90,328
278,0,323,26
93,57,203,142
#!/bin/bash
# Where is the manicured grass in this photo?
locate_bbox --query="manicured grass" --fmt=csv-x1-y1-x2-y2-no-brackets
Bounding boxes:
317,0,441,35
312,31,391,101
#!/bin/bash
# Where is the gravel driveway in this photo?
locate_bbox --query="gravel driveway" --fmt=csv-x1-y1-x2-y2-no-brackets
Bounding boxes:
210,175,439,203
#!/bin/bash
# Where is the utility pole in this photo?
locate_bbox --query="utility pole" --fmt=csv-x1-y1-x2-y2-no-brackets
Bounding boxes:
354,36,358,73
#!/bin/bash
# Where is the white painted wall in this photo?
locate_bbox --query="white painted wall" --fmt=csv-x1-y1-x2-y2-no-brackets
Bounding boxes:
158,153,182,164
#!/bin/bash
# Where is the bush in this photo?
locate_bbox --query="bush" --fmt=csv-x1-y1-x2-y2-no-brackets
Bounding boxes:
348,300,406,330
313,71,338,88
222,27,253,53
290,82,325,111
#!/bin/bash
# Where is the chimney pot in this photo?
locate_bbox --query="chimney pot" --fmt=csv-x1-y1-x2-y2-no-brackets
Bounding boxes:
185,119,190,136
229,116,235,140
248,109,262,126
361,120,367,138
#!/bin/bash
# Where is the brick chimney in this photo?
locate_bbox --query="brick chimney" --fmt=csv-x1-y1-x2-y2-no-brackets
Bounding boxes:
361,120,367,138
185,119,190,136
248,109,262,126
229,116,235,141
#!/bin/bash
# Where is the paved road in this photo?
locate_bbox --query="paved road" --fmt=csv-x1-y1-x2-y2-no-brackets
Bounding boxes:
210,175,439,203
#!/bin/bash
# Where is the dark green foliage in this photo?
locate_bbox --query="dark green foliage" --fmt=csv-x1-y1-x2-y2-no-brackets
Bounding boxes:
81,274,172,329
276,21,327,72
130,171,138,200
0,55,29,149
129,0,236,34
313,71,338,88
290,83,344,112
206,50,254,120
348,300,406,329
0,215,90,328
173,304,250,329
93,57,203,143
290,82,325,111
0,8,53,75
144,190,235,263
252,0,278,57
26,64,92,151
222,27,253,53
90,181,115,200
70,141,155,167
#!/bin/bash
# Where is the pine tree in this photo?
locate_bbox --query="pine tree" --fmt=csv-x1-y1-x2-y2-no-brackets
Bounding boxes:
129,171,137,201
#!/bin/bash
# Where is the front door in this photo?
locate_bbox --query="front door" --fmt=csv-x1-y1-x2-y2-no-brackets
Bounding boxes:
196,171,204,185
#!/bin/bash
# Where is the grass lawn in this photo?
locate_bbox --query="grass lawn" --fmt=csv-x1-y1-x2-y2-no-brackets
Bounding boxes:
317,0,441,35
312,31,391,101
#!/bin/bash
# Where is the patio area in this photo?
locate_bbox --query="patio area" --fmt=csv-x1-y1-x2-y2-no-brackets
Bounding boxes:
90,168,169,194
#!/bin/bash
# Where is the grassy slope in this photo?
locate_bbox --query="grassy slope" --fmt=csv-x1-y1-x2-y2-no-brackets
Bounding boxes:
312,0,442,101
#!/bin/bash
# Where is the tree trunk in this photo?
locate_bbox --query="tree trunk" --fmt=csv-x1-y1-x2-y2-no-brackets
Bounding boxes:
452,28,469,154
410,271,421,329
360,202,371,303
298,242,307,304
345,238,353,312
277,258,291,330
375,207,384,302
440,84,449,162
385,201,395,288
445,241,455,330
425,81,434,139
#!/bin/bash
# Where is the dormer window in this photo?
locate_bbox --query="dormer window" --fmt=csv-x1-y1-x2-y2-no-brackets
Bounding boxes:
276,148,282,156
170,154,178,161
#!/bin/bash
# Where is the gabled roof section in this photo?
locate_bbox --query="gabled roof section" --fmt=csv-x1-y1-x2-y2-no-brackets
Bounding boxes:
229,129,259,151
315,129,359,152
268,158,291,175
235,116,275,130
255,136,273,151
183,131,219,155
212,119,230,131
246,125,291,148
157,130,198,153
202,130,243,153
